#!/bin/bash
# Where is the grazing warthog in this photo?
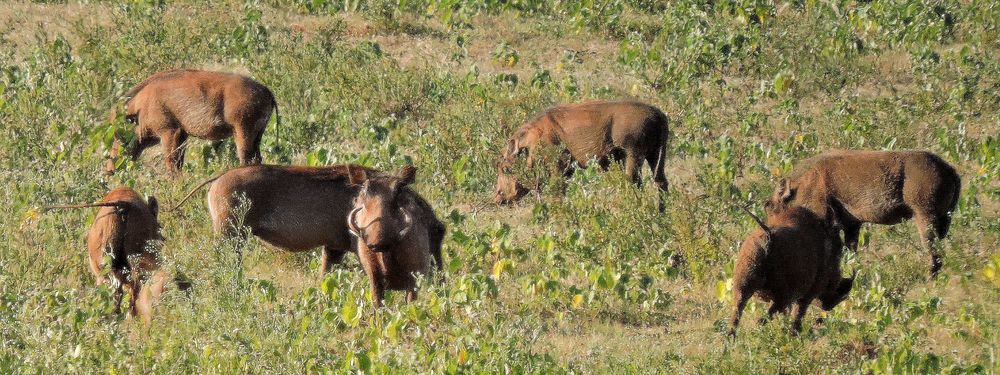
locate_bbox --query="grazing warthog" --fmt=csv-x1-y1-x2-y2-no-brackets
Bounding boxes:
766,150,961,276
43,187,167,323
107,69,280,175
173,164,444,274
729,206,855,336
348,166,445,307
494,100,670,211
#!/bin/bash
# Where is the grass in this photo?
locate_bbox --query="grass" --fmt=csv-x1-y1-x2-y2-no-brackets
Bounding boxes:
1,0,998,373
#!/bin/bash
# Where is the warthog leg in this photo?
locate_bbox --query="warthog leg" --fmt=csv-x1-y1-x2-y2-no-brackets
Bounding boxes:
234,125,262,166
791,298,810,334
761,299,790,326
645,146,668,213
624,151,643,186
321,246,349,274
843,222,862,252
127,280,142,320
161,129,188,175
915,213,946,277
729,291,751,337
370,277,385,309
249,130,264,165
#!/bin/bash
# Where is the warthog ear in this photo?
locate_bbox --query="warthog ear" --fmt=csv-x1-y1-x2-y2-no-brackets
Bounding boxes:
505,139,518,157
393,165,417,191
496,159,512,174
147,196,159,217
823,203,843,231
779,179,795,203
347,165,367,186
837,272,857,296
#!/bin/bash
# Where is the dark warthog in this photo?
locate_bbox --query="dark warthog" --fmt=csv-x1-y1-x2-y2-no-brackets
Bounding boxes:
172,164,444,274
494,100,670,211
729,206,855,336
43,188,170,323
348,166,445,307
107,69,280,174
766,150,961,276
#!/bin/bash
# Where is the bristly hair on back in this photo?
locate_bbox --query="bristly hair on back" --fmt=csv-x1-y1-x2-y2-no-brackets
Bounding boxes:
122,69,198,105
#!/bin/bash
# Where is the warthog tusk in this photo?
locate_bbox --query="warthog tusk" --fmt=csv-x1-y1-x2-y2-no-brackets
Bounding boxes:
398,208,413,238
348,207,364,237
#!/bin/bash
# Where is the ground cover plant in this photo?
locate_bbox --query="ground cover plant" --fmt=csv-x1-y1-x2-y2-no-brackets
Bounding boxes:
1,0,998,373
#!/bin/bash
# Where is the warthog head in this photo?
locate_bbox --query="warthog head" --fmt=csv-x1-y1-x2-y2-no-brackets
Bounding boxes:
348,166,417,253
493,128,542,205
493,160,529,205
819,272,856,311
105,116,160,175
764,179,798,215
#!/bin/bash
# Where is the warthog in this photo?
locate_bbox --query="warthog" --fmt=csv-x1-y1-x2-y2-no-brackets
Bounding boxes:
43,187,169,323
348,166,445,307
766,150,961,276
729,206,855,336
107,69,280,174
494,100,670,211
173,164,444,274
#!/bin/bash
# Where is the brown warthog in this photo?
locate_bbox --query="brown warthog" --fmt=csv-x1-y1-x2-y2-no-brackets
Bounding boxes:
729,206,855,336
348,166,445,307
766,150,961,276
174,164,444,274
107,69,279,174
43,187,168,323
494,100,670,211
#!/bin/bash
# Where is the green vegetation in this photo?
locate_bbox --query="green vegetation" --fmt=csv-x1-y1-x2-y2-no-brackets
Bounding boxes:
1,0,998,372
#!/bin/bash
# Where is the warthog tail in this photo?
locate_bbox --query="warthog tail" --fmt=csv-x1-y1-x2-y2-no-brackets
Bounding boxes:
430,220,446,273
40,201,129,212
739,204,769,232
949,171,961,213
41,200,132,268
271,95,281,150
655,108,670,174
167,174,222,213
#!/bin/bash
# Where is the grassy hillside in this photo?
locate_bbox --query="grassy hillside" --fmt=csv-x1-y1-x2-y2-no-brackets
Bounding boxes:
1,0,998,372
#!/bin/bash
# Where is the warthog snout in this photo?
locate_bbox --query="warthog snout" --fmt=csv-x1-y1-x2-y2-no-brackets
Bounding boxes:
493,172,529,205
820,271,857,311
348,205,413,253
